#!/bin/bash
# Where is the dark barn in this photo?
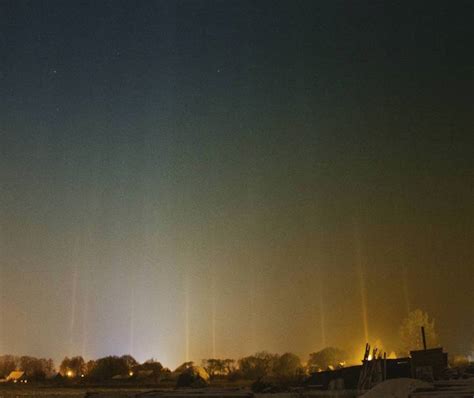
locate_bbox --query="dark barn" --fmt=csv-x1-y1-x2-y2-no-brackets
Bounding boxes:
410,348,448,381
306,359,411,390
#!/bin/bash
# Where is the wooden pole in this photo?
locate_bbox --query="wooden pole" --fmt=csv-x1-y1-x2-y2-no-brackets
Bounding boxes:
421,326,427,350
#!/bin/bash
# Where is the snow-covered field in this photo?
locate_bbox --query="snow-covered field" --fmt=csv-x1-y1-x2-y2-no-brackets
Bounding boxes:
0,380,473,398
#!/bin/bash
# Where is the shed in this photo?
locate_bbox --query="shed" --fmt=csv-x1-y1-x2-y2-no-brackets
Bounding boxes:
7,371,27,383
410,347,448,381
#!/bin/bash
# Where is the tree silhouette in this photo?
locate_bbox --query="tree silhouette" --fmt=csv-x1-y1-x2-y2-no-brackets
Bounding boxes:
60,356,85,377
238,351,279,379
399,309,438,354
307,347,347,372
272,352,302,378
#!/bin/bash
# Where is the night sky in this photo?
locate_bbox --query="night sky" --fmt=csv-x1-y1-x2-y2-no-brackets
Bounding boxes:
1,1,473,367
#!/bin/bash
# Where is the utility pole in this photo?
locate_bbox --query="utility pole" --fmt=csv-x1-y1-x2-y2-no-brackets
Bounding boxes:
421,326,427,350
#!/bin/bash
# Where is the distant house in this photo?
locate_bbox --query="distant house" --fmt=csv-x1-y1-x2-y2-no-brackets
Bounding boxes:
7,370,27,383
135,369,155,381
111,374,130,380
111,370,155,382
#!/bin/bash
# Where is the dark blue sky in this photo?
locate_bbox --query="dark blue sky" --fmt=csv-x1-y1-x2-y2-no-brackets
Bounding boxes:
1,1,473,366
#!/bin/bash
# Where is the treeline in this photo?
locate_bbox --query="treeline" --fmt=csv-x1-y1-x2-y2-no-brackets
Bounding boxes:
0,354,164,381
202,348,347,380
61,348,348,381
0,355,55,380
0,347,349,383
60,355,164,381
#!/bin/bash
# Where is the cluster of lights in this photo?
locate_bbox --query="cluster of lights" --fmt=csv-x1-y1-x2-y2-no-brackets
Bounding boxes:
9,368,135,382
65,370,86,378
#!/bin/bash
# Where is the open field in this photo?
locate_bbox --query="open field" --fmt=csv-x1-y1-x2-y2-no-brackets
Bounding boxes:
1,377,473,398
0,386,356,398
0,385,145,397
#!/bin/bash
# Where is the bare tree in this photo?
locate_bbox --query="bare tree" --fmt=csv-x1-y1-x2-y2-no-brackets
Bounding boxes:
399,309,438,354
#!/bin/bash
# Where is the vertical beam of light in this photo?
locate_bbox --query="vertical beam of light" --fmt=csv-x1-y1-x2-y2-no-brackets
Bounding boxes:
0,260,3,352
316,236,336,348
244,151,260,355
208,151,219,360
184,271,190,362
356,255,369,344
208,232,218,359
353,220,369,344
394,154,411,316
250,264,257,353
246,195,258,354
211,270,217,358
402,263,411,315
396,224,411,316
79,227,89,358
129,273,136,357
317,266,326,347
81,277,89,358
69,262,79,356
